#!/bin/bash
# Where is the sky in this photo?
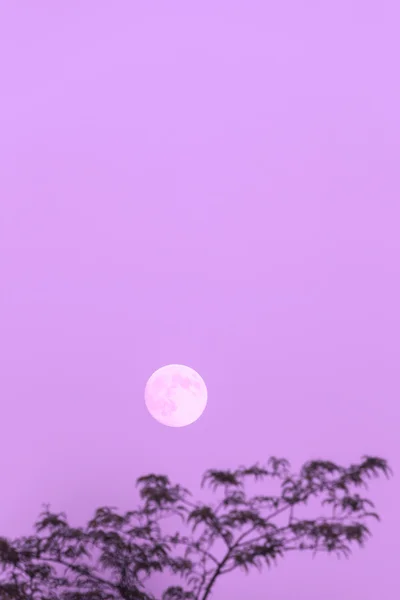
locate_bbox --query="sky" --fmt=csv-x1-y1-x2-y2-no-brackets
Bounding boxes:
0,1,399,598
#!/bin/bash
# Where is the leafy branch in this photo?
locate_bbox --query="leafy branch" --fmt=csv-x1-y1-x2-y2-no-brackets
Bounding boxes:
0,455,392,600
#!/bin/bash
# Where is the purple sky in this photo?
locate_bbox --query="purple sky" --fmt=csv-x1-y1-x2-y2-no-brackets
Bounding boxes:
1,2,399,598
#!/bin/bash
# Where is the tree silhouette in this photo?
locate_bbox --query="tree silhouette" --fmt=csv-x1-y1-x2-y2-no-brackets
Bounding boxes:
0,455,392,600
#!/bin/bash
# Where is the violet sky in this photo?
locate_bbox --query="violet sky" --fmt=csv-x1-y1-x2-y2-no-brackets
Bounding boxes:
0,2,399,599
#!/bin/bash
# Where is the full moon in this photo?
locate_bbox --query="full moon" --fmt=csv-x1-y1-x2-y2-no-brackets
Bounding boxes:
144,364,208,427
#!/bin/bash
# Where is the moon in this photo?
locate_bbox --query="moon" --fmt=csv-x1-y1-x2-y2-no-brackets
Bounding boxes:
144,364,208,427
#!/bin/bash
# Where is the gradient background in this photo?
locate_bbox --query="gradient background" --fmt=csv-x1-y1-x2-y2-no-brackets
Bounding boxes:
1,2,399,599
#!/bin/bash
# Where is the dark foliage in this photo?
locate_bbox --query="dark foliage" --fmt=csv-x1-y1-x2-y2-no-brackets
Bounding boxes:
0,456,392,600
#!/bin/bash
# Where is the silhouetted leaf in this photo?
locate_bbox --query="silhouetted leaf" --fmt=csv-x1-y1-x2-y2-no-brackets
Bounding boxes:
201,470,241,491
